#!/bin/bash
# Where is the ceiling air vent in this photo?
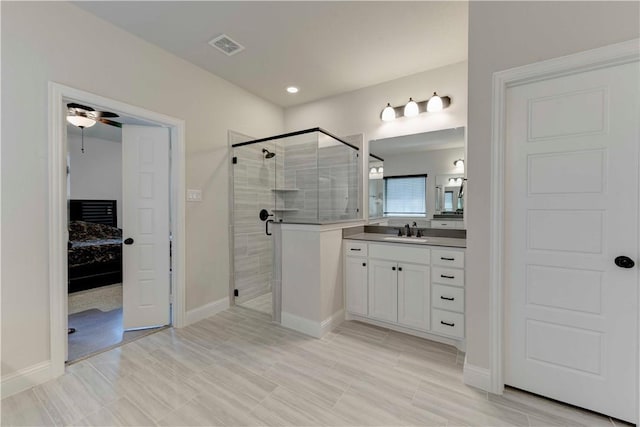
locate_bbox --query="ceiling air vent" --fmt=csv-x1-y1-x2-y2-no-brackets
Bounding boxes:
208,34,245,56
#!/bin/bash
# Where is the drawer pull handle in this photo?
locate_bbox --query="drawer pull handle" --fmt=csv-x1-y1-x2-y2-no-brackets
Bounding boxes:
440,274,455,279
350,248,361,251
441,321,455,327
441,257,455,261
440,296,455,301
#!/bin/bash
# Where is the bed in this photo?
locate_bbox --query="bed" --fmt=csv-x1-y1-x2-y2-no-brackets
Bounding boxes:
68,200,122,294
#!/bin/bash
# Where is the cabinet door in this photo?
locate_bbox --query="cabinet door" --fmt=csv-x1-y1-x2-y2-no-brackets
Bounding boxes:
368,259,398,323
398,263,430,330
345,256,368,316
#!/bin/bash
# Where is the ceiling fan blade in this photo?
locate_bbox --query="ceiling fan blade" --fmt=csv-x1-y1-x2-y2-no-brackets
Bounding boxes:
93,111,119,119
99,118,122,128
67,102,95,111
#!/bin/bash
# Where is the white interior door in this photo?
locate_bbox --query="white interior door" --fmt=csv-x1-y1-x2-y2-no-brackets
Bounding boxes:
505,60,639,422
122,125,170,330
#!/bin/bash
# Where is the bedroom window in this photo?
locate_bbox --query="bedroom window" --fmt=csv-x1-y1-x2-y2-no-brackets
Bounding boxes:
383,175,427,217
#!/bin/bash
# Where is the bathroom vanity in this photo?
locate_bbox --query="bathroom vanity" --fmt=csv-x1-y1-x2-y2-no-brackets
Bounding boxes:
343,228,466,349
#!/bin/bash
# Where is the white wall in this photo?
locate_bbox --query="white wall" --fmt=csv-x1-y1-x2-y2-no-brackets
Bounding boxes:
68,134,123,227
382,147,465,220
466,1,640,370
1,2,283,378
285,61,468,143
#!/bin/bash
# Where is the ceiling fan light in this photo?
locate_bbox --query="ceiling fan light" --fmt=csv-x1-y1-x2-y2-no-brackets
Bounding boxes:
404,98,419,117
66,114,96,128
427,92,444,112
381,103,396,121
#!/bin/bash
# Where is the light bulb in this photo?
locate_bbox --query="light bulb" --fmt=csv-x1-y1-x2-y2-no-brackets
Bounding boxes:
66,115,96,128
378,167,383,174
381,103,396,121
404,98,419,117
427,92,444,112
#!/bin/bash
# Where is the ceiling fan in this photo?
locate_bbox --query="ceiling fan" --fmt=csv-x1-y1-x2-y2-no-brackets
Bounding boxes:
66,103,122,153
66,103,121,128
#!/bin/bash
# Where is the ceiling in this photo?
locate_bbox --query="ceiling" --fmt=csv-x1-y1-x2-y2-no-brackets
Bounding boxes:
72,1,468,107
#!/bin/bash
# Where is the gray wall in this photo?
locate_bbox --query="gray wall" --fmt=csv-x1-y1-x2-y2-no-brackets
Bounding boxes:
466,1,640,369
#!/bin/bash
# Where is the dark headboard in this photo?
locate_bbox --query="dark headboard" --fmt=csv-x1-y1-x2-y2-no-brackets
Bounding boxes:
70,200,117,227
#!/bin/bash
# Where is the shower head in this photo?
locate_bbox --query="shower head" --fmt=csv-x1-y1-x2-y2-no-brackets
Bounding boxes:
262,148,276,159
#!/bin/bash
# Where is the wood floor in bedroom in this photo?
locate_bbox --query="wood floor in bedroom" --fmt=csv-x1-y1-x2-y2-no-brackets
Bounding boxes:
2,305,628,426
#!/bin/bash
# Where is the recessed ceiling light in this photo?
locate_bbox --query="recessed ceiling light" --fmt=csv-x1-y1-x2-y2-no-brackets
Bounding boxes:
286,86,299,94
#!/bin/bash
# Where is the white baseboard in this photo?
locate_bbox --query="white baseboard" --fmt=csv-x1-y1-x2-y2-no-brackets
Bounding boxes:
1,361,51,399
185,296,230,326
320,309,344,336
463,356,491,391
282,309,344,338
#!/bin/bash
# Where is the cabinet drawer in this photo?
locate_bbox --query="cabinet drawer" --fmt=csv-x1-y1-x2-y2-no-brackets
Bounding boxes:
345,241,368,257
432,309,464,338
431,249,464,268
431,220,462,229
432,267,464,287
432,284,464,313
369,243,430,264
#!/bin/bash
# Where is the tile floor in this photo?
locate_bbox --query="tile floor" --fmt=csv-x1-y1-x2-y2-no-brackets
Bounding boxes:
238,292,273,316
1,305,628,426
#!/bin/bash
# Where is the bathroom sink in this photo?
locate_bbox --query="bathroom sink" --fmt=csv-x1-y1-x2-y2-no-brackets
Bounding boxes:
383,236,428,243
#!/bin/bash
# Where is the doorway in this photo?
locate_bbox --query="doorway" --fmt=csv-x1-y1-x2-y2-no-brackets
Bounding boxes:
65,103,171,362
49,83,186,377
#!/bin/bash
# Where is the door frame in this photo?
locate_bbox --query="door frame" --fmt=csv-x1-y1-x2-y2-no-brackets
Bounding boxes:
488,38,640,420
48,82,186,377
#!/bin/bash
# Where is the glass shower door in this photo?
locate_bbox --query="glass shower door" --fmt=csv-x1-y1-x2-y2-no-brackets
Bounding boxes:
232,141,278,316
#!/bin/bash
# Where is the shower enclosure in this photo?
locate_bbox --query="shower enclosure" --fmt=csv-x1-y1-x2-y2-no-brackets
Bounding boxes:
231,128,360,315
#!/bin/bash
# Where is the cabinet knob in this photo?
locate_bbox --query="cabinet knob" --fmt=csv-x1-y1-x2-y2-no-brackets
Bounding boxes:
392,266,396,271
362,262,366,267
398,267,403,271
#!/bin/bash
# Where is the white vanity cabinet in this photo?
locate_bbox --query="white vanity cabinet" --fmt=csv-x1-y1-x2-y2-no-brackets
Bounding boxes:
344,239,465,345
344,241,368,316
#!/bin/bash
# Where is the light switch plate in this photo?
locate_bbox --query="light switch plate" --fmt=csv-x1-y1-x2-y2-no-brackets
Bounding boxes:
187,189,202,202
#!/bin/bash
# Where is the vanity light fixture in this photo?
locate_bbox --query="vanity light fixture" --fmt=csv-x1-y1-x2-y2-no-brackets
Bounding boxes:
448,177,463,185
453,159,464,168
380,93,451,122
427,92,445,112
381,103,396,122
403,98,419,118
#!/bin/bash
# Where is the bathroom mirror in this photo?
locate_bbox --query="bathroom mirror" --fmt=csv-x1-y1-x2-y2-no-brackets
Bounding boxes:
368,127,465,222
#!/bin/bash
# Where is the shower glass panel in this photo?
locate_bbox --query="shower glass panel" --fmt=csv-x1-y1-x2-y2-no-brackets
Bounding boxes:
272,129,360,224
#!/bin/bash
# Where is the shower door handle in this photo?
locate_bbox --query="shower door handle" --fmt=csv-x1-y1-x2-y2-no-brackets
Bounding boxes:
266,219,274,236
